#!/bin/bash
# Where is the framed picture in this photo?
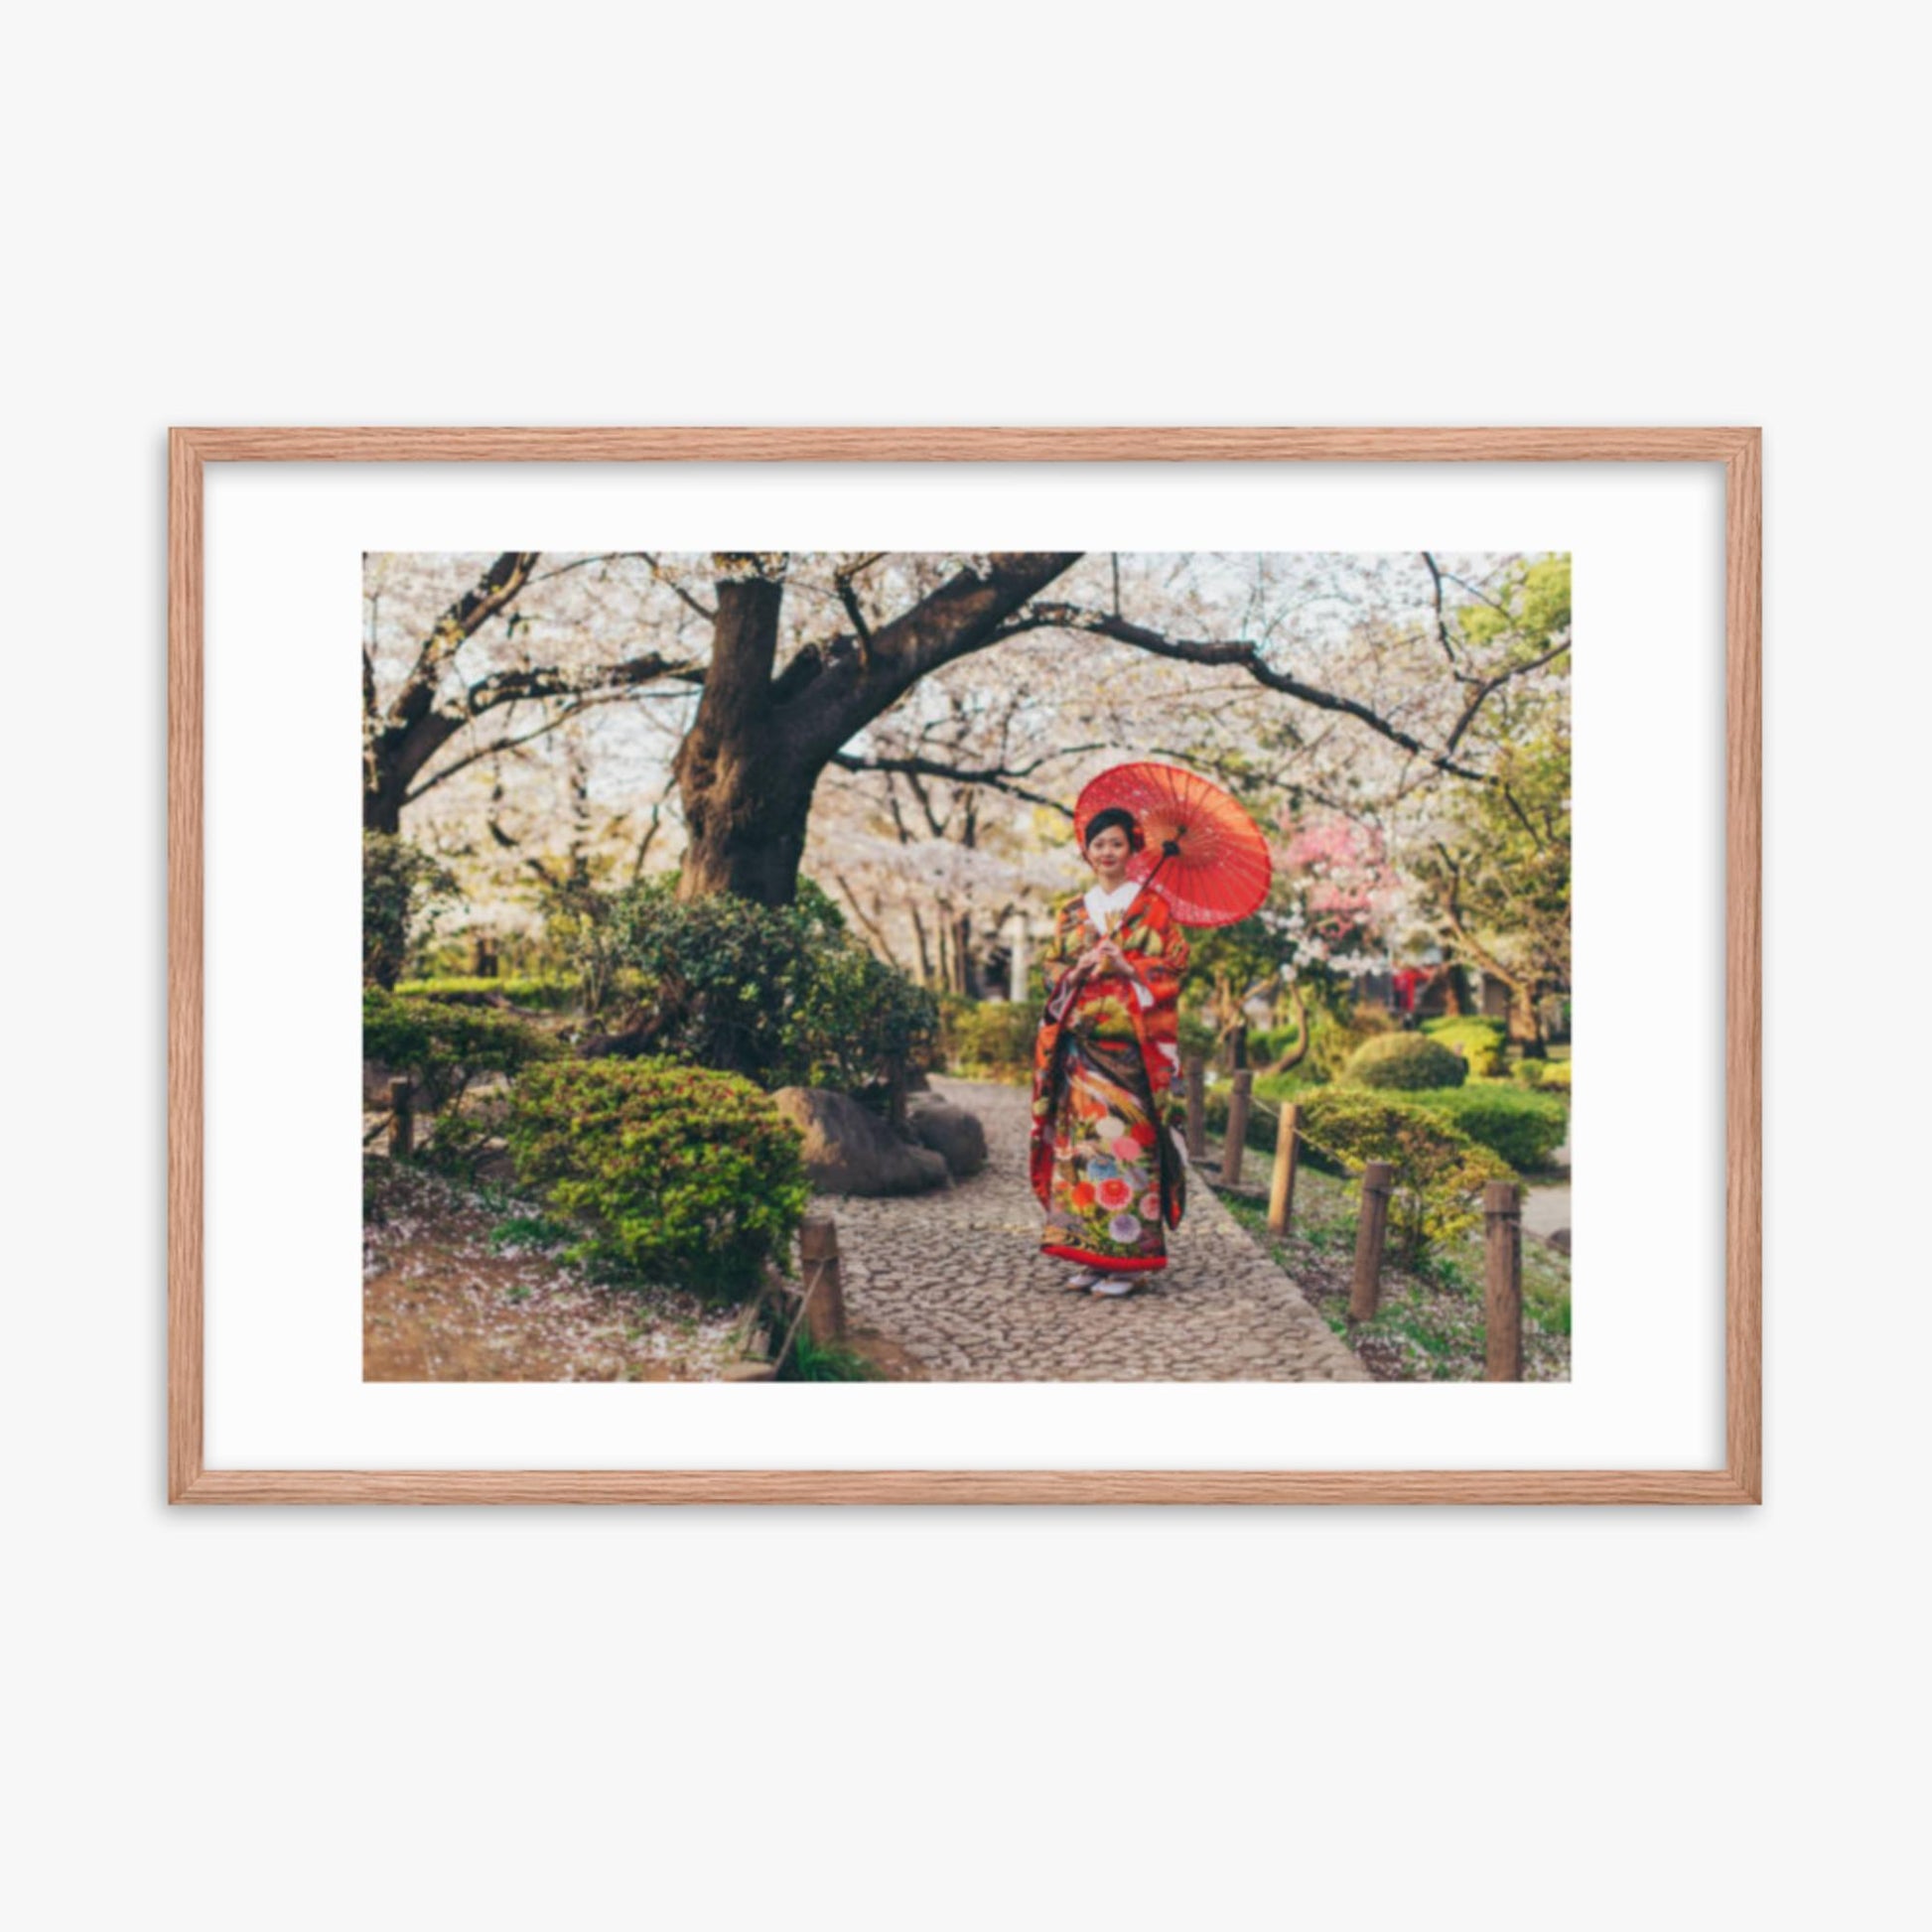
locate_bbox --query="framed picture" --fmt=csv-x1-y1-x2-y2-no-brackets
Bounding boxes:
169,426,1759,1503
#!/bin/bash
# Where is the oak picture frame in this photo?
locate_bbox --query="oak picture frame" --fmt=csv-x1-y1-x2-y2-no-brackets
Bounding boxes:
168,426,1761,1504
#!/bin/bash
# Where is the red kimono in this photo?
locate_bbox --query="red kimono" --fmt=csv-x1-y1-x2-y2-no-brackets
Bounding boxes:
1029,882,1190,1272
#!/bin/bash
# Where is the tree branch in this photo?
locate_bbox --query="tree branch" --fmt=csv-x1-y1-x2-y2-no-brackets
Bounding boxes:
828,750,1077,816
637,554,719,622
784,554,1082,766
405,552,540,692
466,649,703,715
831,556,881,647
402,691,655,806
831,871,904,969
1429,839,1520,989
1422,552,1464,675
1008,602,1493,782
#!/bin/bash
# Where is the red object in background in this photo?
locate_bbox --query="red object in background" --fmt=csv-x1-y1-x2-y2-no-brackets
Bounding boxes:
1392,966,1424,1013
1074,761,1273,928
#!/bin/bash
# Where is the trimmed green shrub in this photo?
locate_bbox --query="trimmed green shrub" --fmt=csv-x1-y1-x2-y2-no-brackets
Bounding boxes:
1405,1084,1568,1171
1243,1001,1386,1075
1176,1012,1218,1062
1246,1022,1300,1066
1421,1016,1508,1078
789,939,940,1095
362,834,459,989
394,974,581,1012
1295,1002,1395,1080
505,1057,809,1302
924,992,968,1071
597,879,936,1094
1297,1087,1512,1261
362,987,561,1110
415,1111,495,1182
938,998,1038,1077
1341,1033,1468,1091
1513,1056,1573,1092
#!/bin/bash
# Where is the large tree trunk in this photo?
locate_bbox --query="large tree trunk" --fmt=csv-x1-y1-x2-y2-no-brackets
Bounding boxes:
673,553,1081,907
1507,979,1548,1056
363,712,462,834
671,576,816,904
908,903,934,987
674,772,817,902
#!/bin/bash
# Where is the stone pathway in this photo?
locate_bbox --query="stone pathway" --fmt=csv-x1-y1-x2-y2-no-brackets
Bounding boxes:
820,1077,1369,1382
1523,1180,1572,1247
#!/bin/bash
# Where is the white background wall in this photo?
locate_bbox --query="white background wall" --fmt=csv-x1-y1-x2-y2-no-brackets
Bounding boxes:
4,5,1922,1928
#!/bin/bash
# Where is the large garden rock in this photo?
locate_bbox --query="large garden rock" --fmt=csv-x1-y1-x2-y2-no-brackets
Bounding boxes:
770,1087,950,1196
906,1093,988,1178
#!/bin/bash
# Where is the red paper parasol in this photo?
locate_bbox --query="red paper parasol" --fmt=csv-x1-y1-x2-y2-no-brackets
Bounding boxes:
1073,761,1273,927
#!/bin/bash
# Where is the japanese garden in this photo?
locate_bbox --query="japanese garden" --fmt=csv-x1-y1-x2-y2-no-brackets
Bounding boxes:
361,549,1572,1382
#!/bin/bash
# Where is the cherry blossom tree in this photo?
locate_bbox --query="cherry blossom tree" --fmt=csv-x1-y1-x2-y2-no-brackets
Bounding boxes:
362,552,1571,1008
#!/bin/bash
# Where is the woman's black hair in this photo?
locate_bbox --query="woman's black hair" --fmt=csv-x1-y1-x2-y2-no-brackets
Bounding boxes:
1082,806,1145,853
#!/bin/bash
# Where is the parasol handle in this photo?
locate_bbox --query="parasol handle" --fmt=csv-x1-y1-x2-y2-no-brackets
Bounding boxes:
1145,826,1186,886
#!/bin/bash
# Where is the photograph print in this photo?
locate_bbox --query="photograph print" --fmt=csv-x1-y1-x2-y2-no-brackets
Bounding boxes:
361,549,1572,1384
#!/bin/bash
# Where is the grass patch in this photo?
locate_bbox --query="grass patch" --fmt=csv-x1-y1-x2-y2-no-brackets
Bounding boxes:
488,1212,575,1253
1220,1174,1571,1383
780,1330,885,1382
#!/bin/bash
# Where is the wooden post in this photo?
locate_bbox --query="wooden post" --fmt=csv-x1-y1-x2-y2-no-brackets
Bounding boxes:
1222,1069,1254,1185
1484,1179,1524,1381
798,1215,848,1345
1184,1054,1206,1163
388,1076,413,1159
1348,1161,1394,1321
1267,1102,1301,1237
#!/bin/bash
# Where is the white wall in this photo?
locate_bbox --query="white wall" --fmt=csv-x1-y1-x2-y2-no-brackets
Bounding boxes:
4,5,1922,1927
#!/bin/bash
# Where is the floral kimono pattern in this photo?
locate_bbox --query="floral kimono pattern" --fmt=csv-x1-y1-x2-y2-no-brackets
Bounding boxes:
1029,882,1191,1272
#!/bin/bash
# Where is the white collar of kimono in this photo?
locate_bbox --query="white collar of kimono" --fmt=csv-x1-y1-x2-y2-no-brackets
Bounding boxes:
1084,877,1141,928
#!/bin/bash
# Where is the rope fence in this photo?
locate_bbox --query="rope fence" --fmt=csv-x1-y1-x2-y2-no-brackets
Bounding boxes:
1178,1053,1526,1380
365,1060,1526,1384
725,1215,849,1382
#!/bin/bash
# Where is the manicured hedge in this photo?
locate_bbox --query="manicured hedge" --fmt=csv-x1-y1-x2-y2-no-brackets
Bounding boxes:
1513,1056,1573,1092
362,988,561,1110
1404,1083,1568,1171
600,880,935,1094
505,1057,808,1302
1421,1016,1508,1078
1341,1033,1468,1091
394,974,581,1012
936,997,1038,1077
1296,1088,1512,1260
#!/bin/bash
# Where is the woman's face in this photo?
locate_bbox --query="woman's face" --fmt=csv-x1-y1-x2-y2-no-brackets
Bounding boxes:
1085,824,1133,879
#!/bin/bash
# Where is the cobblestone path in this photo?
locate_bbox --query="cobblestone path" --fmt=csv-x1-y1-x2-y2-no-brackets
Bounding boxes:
823,1077,1370,1382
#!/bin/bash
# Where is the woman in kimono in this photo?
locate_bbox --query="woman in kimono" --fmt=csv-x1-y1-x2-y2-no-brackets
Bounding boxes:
1029,806,1191,1295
